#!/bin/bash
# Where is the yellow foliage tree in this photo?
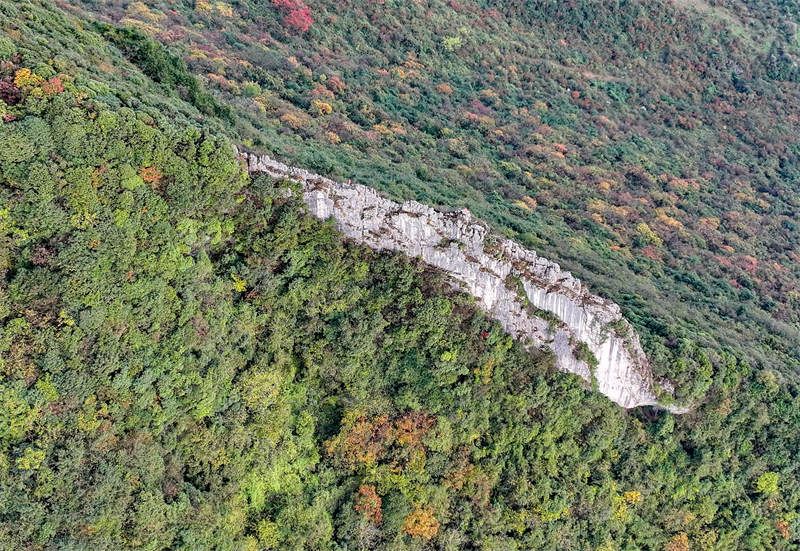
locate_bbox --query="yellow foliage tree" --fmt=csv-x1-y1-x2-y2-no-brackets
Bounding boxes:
311,99,332,115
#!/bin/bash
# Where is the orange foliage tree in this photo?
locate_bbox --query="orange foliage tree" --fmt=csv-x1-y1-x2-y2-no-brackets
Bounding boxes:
402,507,440,540
665,533,689,551
325,412,435,469
140,165,162,183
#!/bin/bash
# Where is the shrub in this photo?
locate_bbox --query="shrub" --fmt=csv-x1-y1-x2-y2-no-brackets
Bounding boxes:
0,37,15,60
241,81,261,97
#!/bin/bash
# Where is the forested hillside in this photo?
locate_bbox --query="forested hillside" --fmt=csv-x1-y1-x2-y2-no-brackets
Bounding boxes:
58,0,800,402
1,1,800,550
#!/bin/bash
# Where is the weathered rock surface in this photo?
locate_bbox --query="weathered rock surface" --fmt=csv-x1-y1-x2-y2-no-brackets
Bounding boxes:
239,148,684,412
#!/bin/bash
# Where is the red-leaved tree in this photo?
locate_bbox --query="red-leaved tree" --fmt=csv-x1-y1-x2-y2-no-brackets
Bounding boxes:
271,0,313,32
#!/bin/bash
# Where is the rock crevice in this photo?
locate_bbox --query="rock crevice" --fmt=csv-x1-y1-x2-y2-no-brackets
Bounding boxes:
239,148,683,412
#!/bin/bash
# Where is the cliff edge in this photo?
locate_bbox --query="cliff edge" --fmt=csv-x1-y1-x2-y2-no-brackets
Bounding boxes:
239,148,685,412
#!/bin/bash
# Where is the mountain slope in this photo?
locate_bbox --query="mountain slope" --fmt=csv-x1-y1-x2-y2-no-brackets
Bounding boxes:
1,2,800,550
58,0,800,404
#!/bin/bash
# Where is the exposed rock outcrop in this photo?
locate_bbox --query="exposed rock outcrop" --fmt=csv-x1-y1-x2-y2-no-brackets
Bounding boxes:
239,148,684,412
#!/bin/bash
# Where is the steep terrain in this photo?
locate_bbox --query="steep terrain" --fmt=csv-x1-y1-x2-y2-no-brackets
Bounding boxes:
59,0,800,405
1,2,800,551
242,149,680,410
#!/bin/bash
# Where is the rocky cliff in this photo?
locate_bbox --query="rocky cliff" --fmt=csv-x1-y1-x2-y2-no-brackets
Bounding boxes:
239,148,684,412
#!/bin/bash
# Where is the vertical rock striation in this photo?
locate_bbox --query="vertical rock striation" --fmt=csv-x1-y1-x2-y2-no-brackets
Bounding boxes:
239,148,685,412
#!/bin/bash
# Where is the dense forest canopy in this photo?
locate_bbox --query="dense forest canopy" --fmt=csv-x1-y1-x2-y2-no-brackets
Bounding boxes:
51,0,800,404
0,1,799,550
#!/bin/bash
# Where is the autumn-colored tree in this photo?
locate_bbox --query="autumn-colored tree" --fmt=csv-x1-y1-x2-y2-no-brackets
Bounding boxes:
13,67,43,88
665,533,689,551
354,485,382,525
444,459,474,491
310,99,332,116
284,7,312,32
271,0,313,32
0,77,20,105
325,412,435,469
393,411,434,452
140,165,162,183
776,520,791,539
327,75,346,93
436,83,453,94
280,112,308,130
40,76,63,95
624,490,643,504
402,507,439,540
324,414,392,467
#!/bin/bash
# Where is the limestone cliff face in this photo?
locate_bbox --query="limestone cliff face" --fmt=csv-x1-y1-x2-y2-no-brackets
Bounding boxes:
239,148,684,412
